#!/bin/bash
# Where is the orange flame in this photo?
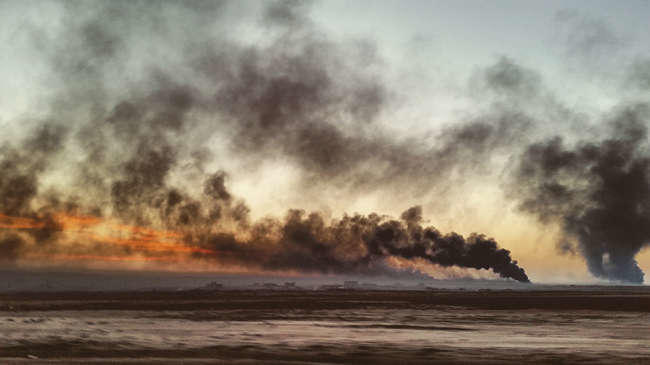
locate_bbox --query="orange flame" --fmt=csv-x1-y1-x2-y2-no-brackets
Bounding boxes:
0,214,45,229
0,212,218,262
47,254,179,263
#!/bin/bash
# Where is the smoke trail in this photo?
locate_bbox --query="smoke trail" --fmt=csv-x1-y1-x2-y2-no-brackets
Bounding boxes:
511,104,650,283
185,205,529,282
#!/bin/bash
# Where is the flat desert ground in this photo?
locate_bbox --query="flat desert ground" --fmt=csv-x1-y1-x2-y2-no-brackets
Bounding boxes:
1,288,649,364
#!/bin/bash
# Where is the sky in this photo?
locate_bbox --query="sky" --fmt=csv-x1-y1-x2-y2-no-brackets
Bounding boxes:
1,0,649,284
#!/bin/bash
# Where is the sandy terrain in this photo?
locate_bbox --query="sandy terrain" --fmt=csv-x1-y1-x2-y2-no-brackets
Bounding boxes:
1,289,649,364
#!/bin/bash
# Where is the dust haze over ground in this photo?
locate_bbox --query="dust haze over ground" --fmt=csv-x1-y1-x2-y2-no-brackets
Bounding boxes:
0,0,649,283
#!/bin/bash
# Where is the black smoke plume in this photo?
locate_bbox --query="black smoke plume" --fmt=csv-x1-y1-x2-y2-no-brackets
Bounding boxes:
187,206,529,282
512,104,650,283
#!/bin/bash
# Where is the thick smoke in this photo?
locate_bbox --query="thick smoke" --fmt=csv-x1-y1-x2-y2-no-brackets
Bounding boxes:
4,1,648,284
0,1,531,281
512,104,650,283
186,205,529,282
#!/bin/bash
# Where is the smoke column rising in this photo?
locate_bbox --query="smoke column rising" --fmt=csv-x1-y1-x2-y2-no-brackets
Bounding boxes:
512,104,650,283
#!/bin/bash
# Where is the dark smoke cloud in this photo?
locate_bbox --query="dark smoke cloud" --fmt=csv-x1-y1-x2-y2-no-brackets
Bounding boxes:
0,125,68,259
187,205,529,282
191,5,539,196
42,0,535,200
511,104,650,283
263,0,311,28
0,124,68,216
481,56,542,99
0,0,536,281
